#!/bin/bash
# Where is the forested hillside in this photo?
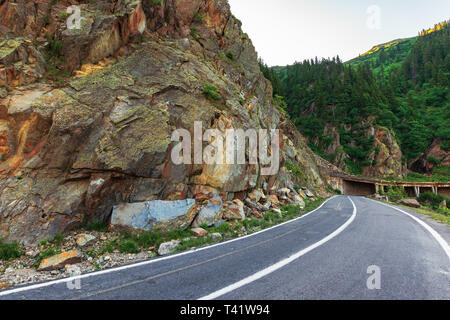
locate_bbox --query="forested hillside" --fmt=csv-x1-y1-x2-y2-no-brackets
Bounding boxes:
263,20,449,179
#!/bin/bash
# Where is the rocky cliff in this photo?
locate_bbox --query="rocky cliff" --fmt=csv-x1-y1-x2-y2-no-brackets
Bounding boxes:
0,0,329,244
321,122,406,179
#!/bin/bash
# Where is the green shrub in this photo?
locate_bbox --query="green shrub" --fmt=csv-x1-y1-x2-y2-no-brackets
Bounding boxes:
418,192,449,210
427,156,442,165
119,240,140,254
193,11,205,23
83,221,109,232
386,186,408,202
0,239,23,261
135,232,158,247
226,51,235,61
53,233,64,247
150,0,161,7
202,84,222,101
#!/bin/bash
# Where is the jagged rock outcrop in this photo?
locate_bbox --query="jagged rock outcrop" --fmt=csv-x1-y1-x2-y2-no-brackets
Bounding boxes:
411,139,450,174
362,126,406,179
0,0,329,244
321,123,406,179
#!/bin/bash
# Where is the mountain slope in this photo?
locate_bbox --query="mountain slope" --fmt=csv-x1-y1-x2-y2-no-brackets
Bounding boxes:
267,20,449,179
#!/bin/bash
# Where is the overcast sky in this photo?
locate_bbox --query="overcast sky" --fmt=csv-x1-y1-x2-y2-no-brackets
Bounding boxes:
228,0,450,66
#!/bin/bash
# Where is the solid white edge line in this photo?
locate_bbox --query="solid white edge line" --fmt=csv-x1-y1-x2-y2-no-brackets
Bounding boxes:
198,196,357,300
368,198,450,260
0,195,340,297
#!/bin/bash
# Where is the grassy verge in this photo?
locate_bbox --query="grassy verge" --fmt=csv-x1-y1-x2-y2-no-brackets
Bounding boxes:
371,198,450,226
0,198,328,264
173,197,326,253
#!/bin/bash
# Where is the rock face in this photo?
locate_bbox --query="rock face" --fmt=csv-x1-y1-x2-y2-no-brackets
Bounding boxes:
322,123,406,179
0,0,329,244
362,127,406,179
111,199,197,232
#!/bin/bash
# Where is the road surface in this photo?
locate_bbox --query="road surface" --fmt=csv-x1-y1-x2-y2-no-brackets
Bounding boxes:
1,196,449,300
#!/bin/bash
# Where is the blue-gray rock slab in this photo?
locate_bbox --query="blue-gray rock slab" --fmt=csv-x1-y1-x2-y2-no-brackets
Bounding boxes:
192,194,223,227
111,199,197,232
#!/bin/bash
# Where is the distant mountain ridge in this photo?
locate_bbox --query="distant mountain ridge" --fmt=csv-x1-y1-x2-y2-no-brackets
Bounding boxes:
263,19,449,180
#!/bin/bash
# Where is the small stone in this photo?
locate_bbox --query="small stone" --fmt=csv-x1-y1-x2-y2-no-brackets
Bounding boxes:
5,267,14,274
76,234,97,247
25,250,38,258
191,228,208,237
251,210,262,219
0,282,11,290
210,233,222,241
158,240,181,256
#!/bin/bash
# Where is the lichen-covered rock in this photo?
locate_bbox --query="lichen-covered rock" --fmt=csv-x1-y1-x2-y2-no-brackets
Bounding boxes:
76,234,96,247
37,250,82,271
362,127,406,179
158,240,181,256
221,199,245,221
111,199,197,232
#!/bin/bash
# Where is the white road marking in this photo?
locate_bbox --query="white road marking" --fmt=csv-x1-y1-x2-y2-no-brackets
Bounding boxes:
369,199,450,260
0,196,339,297
198,196,357,300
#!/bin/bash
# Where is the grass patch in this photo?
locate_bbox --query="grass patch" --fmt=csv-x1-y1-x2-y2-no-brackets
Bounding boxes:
172,197,326,253
373,197,450,226
82,221,109,232
0,239,23,261
119,240,140,254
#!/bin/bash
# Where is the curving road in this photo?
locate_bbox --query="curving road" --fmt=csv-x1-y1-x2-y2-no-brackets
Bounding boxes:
1,196,449,300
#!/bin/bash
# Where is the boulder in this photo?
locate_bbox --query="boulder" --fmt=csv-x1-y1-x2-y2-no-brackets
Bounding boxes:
158,240,181,256
76,234,96,247
268,194,279,205
251,209,262,219
397,199,421,208
192,194,223,227
291,195,306,209
38,250,82,271
191,228,208,237
247,189,265,203
304,189,315,198
210,233,222,241
111,199,197,232
222,200,245,221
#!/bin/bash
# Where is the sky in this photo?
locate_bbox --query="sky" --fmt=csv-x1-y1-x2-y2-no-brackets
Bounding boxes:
228,0,450,66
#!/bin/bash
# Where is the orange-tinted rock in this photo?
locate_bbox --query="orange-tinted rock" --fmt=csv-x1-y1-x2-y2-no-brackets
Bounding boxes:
37,250,82,271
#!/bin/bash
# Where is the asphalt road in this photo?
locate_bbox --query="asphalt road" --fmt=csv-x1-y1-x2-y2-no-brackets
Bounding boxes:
1,196,449,300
